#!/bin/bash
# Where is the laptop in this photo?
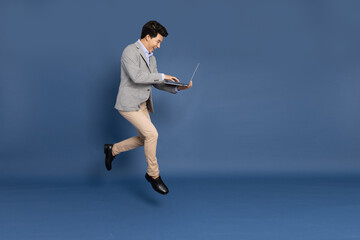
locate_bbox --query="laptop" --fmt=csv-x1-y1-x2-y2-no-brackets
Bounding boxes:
164,63,200,87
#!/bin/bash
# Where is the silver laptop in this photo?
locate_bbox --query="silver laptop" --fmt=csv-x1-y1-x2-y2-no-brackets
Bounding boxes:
164,63,200,87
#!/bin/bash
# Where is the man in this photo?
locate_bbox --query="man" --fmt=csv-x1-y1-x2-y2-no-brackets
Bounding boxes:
104,20,192,195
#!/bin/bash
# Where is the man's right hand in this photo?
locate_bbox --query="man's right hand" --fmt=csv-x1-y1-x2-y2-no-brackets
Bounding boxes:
164,74,180,82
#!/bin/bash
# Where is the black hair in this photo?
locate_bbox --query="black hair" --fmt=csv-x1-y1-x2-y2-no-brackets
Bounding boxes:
141,20,168,39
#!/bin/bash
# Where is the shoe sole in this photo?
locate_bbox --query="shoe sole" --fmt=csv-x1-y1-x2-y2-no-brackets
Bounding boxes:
104,145,111,171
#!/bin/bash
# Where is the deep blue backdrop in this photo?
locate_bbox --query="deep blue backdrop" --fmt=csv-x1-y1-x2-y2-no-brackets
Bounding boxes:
1,0,360,180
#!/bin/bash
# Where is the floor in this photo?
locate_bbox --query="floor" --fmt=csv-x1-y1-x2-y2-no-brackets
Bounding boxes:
1,174,360,240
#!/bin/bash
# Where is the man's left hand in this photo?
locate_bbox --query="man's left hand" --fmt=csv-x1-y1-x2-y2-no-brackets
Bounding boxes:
177,81,193,91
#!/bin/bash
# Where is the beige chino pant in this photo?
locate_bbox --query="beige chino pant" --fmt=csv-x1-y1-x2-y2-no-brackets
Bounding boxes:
112,102,160,177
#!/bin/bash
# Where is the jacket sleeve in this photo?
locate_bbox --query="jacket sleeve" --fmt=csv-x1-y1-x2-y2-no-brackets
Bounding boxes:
152,57,177,94
121,47,164,85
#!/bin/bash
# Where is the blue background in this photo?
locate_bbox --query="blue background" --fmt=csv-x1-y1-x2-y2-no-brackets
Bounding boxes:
1,1,360,239
1,0,359,180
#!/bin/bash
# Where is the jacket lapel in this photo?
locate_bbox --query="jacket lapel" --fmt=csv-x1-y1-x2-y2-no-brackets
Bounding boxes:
135,41,151,72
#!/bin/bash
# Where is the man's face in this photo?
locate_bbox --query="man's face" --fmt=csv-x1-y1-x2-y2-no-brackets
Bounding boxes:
145,33,163,53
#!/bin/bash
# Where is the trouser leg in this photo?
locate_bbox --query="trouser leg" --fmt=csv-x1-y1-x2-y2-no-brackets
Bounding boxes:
112,136,144,155
114,102,160,177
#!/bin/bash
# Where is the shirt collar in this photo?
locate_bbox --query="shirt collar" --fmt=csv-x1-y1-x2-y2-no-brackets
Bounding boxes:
137,39,153,58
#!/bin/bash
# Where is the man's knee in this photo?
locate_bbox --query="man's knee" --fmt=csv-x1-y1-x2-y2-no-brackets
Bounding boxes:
144,129,158,140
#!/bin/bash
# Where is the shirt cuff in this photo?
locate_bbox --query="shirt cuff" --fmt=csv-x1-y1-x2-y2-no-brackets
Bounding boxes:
175,86,179,92
161,73,165,81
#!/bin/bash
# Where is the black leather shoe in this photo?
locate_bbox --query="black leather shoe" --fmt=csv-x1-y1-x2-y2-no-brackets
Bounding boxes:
145,173,169,195
104,144,115,171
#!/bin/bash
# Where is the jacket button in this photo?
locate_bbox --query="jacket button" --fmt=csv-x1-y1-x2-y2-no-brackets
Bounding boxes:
147,89,150,91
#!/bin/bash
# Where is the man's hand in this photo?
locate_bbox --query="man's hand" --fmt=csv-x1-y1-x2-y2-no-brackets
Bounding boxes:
177,81,193,91
164,74,180,82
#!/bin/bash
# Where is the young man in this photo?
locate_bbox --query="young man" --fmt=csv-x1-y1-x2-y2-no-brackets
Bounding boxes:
104,21,192,195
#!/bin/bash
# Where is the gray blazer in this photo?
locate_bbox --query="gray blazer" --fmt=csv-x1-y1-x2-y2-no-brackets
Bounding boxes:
114,41,177,113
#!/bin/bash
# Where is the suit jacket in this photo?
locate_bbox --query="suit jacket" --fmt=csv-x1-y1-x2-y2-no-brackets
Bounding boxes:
114,41,177,113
